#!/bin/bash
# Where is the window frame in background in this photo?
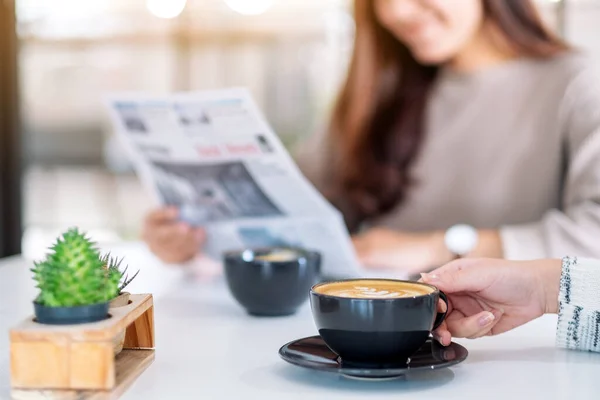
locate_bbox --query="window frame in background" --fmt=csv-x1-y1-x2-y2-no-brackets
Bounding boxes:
0,0,23,257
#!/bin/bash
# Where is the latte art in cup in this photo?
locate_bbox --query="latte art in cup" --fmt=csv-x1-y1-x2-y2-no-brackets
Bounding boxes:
326,286,415,299
254,249,299,262
314,280,433,299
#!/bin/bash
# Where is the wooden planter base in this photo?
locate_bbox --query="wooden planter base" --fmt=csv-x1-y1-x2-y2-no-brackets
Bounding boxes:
9,294,155,399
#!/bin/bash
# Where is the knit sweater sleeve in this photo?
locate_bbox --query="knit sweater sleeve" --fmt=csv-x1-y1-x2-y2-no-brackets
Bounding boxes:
499,58,600,261
556,256,600,352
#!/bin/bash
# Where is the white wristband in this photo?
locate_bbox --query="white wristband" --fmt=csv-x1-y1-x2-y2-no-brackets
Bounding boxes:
444,224,478,256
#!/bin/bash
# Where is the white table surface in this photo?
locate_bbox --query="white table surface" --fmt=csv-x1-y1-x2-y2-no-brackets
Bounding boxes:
1,242,598,399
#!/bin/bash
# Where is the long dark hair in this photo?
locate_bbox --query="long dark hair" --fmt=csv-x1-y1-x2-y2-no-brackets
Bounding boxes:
329,0,569,231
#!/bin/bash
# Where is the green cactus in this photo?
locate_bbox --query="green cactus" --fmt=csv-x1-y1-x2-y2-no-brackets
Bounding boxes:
32,228,121,307
101,253,140,294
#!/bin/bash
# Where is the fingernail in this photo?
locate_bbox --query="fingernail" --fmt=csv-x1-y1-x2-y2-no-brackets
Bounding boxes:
422,273,440,284
437,332,451,347
478,312,495,327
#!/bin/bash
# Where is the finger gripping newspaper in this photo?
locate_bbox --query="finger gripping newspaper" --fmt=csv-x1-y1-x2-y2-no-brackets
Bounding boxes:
105,88,362,279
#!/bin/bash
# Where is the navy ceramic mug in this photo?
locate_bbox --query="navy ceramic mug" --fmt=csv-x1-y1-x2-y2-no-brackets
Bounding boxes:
310,279,448,367
224,247,321,316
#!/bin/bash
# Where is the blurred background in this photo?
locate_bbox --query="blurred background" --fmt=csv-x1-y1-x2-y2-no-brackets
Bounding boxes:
1,0,599,260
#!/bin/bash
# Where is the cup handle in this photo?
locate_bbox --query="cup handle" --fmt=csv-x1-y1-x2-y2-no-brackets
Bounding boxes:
307,251,322,274
432,291,449,331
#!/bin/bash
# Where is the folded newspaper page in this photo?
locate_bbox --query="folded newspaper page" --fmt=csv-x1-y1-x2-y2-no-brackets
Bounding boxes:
105,88,370,279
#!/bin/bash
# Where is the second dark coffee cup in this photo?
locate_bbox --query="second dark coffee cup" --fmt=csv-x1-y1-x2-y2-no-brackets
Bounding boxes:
310,279,447,367
224,247,321,316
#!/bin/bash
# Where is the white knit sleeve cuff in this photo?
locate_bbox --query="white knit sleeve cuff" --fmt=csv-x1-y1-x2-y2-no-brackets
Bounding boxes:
556,256,600,352
499,224,546,260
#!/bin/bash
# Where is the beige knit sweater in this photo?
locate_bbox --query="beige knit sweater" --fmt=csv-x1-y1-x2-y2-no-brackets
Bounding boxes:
296,52,600,260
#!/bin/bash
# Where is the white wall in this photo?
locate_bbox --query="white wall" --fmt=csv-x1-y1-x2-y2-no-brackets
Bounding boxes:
565,2,600,60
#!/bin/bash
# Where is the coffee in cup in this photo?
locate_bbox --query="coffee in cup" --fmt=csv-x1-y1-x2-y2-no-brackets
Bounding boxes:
310,279,447,367
253,249,300,263
224,247,321,316
314,280,433,299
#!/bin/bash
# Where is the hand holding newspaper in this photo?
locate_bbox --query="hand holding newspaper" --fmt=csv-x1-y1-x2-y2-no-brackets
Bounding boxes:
105,88,384,279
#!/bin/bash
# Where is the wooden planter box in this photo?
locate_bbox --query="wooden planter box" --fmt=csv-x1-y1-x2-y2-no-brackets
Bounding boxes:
9,294,155,399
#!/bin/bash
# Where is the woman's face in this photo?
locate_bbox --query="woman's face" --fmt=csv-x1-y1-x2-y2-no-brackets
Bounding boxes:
374,0,485,65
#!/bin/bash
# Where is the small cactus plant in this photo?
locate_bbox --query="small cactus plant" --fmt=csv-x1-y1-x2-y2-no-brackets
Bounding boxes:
101,253,140,295
32,228,121,308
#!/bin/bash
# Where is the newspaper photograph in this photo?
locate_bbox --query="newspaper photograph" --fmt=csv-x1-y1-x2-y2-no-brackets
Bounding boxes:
151,160,284,224
104,88,374,279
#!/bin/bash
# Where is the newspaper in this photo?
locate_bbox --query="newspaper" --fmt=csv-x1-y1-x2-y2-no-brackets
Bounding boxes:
105,88,365,279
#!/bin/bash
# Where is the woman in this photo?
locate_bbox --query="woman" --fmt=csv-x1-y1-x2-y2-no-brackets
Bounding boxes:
421,257,600,353
143,0,600,275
